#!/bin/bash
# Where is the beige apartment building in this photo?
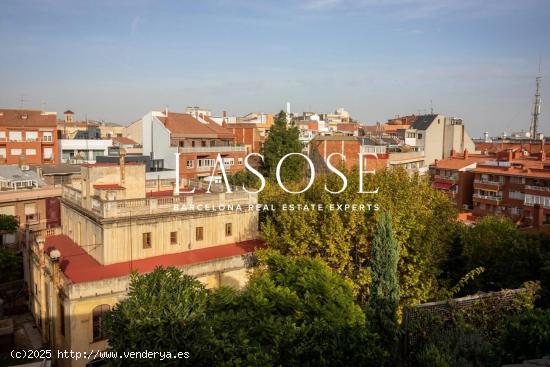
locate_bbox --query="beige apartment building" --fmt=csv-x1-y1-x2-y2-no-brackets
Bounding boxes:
25,157,261,367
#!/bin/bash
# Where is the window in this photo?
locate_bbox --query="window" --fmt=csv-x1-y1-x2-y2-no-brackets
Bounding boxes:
43,148,53,160
201,141,207,147
418,133,423,139
223,158,234,166
9,131,22,141
0,131,5,140
192,141,196,147
26,131,38,141
170,231,178,245
42,131,53,142
196,227,204,241
238,158,243,165
25,203,38,223
92,304,110,342
11,149,22,156
0,148,6,158
225,223,232,237
25,148,36,156
186,160,194,169
508,191,524,200
142,232,152,248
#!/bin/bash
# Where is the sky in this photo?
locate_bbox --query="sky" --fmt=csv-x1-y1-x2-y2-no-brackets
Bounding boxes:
1,0,550,137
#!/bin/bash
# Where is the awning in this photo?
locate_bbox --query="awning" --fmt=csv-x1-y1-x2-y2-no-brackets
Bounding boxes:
433,182,452,190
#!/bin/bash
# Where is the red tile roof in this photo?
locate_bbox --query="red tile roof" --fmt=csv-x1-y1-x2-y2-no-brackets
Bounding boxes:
158,112,235,139
112,136,138,145
336,123,360,131
0,109,57,128
94,184,125,190
44,234,264,284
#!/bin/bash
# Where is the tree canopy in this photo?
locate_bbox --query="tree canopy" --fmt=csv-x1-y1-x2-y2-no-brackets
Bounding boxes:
260,110,305,182
260,167,457,305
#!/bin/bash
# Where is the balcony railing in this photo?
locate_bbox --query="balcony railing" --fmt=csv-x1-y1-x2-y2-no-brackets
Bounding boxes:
525,185,550,193
434,174,458,181
473,194,503,201
474,179,503,186
177,145,246,154
62,182,256,219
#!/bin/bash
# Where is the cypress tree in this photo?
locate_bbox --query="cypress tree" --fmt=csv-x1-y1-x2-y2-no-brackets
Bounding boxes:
368,212,400,350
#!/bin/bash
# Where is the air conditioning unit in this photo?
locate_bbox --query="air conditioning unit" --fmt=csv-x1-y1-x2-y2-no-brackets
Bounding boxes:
20,164,30,171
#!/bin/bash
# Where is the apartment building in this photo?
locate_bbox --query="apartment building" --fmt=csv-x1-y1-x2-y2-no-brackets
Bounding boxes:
26,159,261,367
0,164,62,247
470,149,550,226
125,110,247,180
309,135,389,174
429,150,491,209
0,108,58,164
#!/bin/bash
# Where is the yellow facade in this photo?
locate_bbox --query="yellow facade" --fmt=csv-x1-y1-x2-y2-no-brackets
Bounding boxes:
26,160,260,367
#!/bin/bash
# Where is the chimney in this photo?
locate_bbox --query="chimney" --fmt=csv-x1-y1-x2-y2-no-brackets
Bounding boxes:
18,154,28,169
450,149,456,157
463,149,469,159
507,150,513,162
221,110,227,127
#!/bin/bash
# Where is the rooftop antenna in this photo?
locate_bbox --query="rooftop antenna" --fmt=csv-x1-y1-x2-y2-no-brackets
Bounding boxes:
529,55,543,139
430,100,434,114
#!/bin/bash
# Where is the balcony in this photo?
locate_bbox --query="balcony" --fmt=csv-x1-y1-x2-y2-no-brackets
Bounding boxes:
178,145,246,154
62,184,257,219
474,179,503,191
525,185,550,195
473,194,503,205
433,174,458,184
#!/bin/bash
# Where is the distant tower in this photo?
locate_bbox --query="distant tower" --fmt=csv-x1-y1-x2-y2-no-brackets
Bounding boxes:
529,65,543,139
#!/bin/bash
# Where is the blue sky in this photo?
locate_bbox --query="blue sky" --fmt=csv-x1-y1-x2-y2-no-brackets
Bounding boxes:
1,0,550,137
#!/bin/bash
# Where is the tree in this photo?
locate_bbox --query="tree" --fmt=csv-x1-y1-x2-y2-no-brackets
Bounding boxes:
260,110,305,182
260,167,457,305
0,214,19,232
368,212,400,353
105,255,387,366
207,250,386,366
460,216,545,293
105,267,211,366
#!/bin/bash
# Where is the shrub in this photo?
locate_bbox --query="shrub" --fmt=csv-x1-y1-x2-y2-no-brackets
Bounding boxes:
497,308,550,363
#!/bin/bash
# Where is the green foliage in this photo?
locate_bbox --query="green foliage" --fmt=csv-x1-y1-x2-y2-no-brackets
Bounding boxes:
460,216,544,292
497,308,550,363
207,250,386,366
0,249,23,282
228,170,261,190
105,267,211,366
260,167,457,305
416,322,498,367
368,212,400,350
417,344,450,367
440,216,550,303
260,111,305,182
0,214,19,232
105,254,386,366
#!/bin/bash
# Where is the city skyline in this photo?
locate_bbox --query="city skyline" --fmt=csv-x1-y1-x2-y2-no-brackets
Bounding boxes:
1,0,550,137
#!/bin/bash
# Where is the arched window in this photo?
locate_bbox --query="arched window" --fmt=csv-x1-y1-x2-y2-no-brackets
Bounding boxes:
92,304,110,342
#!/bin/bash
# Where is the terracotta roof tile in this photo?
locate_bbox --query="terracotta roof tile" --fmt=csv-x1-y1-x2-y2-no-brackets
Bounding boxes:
45,234,264,284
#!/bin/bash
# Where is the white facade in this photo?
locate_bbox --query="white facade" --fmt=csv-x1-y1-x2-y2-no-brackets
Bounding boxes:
59,139,112,163
139,111,178,169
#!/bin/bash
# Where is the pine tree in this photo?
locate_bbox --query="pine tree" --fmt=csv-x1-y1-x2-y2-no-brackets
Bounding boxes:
368,212,400,350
